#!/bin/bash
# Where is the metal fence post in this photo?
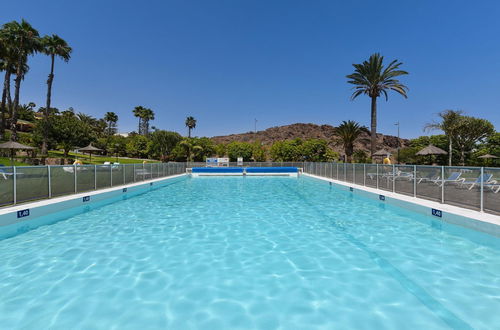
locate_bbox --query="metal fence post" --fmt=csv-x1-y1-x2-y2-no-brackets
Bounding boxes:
133,164,136,182
441,166,445,203
110,164,113,187
376,164,379,190
344,163,346,181
413,165,417,197
74,164,77,193
123,164,126,184
352,163,355,183
47,165,52,198
392,164,396,193
363,164,366,186
94,165,97,190
480,167,484,212
13,166,17,205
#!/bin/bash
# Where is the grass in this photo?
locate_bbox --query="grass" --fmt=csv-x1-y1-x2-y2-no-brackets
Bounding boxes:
0,157,30,166
47,151,160,165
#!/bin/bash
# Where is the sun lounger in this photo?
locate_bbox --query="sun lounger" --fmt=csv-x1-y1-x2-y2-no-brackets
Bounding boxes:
458,174,494,190
433,172,462,187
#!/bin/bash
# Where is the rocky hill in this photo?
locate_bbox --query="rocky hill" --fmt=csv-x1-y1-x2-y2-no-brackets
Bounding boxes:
211,123,409,155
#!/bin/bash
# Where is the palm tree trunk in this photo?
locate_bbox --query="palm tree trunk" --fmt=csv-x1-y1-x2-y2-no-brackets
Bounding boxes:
10,59,24,142
188,127,191,138
0,68,11,140
42,55,55,156
448,137,452,166
370,96,377,160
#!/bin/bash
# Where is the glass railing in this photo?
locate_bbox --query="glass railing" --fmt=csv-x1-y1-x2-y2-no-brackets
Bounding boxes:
0,162,187,207
303,162,500,215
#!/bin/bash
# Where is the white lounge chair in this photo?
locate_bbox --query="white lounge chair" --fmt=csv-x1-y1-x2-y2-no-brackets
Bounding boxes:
458,174,494,190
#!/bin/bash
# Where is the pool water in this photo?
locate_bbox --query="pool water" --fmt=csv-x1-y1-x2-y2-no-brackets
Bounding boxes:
0,176,499,329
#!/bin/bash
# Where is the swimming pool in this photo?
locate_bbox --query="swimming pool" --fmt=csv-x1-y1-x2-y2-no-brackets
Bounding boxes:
0,176,499,329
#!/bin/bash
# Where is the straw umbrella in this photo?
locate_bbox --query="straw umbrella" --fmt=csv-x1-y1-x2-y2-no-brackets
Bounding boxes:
416,145,447,165
478,154,499,166
372,149,392,164
0,141,36,165
78,144,103,162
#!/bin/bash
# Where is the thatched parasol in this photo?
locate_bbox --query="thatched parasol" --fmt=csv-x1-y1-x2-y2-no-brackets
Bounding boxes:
373,149,392,157
478,154,498,159
0,141,35,165
78,144,102,162
416,145,447,165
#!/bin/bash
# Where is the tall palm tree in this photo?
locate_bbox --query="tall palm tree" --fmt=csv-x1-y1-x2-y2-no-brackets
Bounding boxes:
41,34,72,155
335,120,367,163
425,110,463,166
346,53,409,157
104,111,118,136
2,19,41,141
133,106,146,135
185,116,197,138
141,108,154,136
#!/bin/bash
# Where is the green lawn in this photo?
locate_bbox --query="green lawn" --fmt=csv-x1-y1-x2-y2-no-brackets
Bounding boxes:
47,151,160,165
0,157,30,166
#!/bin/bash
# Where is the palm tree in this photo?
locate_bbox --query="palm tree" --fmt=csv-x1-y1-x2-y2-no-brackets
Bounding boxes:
141,108,154,136
104,111,118,136
41,34,72,155
2,20,42,141
185,116,197,138
346,53,409,157
180,139,202,162
133,106,146,135
335,120,367,163
425,110,464,166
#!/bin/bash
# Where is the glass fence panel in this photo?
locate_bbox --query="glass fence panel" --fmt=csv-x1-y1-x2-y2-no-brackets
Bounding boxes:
96,165,112,189
0,166,14,206
394,165,414,196
482,167,500,214
76,165,95,193
415,166,442,202
112,165,124,186
365,164,377,188
345,164,353,182
354,164,364,185
51,166,76,197
443,167,480,210
15,166,49,203
124,165,135,183
135,165,146,181
378,165,393,192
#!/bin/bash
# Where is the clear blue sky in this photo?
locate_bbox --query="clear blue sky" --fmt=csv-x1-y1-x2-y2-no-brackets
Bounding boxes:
2,0,499,138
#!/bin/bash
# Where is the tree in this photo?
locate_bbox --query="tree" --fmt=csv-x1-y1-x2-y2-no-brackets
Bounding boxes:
179,138,203,162
17,102,36,121
185,116,197,138
335,120,367,163
40,34,71,156
148,130,182,161
0,29,16,140
270,139,302,161
300,139,332,162
347,53,408,157
425,110,463,166
141,108,154,136
132,106,154,136
226,141,253,161
453,116,494,166
2,20,42,141
132,106,145,135
104,111,118,136
52,110,93,159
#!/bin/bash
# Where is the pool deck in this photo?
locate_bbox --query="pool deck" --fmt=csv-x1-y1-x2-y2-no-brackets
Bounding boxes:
304,173,500,237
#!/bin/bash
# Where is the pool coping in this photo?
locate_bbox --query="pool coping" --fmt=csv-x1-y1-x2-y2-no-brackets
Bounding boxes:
0,174,187,238
303,173,500,237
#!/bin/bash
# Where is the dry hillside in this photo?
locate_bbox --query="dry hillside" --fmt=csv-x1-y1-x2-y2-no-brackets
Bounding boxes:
211,123,409,156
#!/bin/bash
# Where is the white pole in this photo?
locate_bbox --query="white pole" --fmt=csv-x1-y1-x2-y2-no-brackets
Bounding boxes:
13,166,17,205
480,167,484,212
441,166,445,203
74,164,77,193
48,165,51,198
376,164,379,190
94,165,97,190
413,165,417,197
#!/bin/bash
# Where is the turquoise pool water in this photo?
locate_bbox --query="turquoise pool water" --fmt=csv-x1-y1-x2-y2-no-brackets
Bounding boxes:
0,176,499,329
